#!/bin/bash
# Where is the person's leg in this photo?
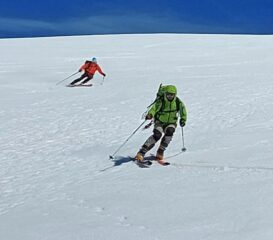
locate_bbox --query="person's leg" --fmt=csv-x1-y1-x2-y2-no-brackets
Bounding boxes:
81,74,94,84
135,123,163,161
156,124,176,160
69,73,87,85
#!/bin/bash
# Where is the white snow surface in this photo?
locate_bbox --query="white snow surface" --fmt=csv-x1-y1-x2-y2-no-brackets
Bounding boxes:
1,34,273,240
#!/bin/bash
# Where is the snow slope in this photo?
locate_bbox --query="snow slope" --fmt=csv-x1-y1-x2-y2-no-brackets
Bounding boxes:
1,34,273,240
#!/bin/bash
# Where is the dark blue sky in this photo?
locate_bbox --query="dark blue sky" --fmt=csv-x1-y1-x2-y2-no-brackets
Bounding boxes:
0,0,273,38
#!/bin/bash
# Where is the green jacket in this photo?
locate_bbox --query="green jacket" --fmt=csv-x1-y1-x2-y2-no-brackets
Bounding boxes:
148,85,187,124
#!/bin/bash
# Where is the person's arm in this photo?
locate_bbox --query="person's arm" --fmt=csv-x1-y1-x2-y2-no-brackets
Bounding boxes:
79,63,87,72
178,100,187,126
147,100,162,119
96,65,106,76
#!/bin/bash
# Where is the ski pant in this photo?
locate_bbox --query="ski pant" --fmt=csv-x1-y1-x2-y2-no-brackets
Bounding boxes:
139,121,176,155
70,72,94,85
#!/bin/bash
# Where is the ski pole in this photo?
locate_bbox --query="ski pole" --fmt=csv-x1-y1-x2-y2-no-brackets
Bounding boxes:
56,71,79,85
181,127,187,152
101,76,105,85
141,84,162,118
109,120,146,159
146,83,162,109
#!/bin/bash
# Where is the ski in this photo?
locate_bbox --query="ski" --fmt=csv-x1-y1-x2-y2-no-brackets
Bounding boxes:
157,160,170,166
129,157,152,168
66,84,93,87
132,154,170,167
149,154,170,166
135,160,152,168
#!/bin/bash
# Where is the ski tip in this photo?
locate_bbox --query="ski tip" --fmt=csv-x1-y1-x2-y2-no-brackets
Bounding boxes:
157,161,170,166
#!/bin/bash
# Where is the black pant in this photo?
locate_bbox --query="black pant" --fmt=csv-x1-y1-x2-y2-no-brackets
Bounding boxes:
70,72,94,85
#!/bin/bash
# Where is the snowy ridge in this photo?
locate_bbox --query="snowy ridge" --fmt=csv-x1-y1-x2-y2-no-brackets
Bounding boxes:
1,34,273,240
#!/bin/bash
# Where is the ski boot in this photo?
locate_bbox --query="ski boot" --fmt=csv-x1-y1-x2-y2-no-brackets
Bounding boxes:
135,152,144,162
156,149,169,165
134,152,152,167
156,148,164,160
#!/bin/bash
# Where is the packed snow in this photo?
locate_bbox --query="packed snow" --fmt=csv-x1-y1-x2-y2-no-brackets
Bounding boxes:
1,34,273,240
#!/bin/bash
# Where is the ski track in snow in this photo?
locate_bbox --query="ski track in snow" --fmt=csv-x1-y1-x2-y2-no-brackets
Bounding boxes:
1,34,273,240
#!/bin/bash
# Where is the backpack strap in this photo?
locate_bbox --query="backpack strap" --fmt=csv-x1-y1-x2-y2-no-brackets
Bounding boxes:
156,96,180,116
176,97,181,112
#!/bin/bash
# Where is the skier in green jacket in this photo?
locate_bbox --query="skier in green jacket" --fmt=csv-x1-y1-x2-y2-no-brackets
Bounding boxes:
135,85,187,164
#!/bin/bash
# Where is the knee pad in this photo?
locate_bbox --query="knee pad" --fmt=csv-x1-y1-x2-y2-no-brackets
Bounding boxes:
165,127,175,136
153,129,162,141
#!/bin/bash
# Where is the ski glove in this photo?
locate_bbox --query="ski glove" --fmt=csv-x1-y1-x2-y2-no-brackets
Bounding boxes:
180,119,186,127
102,73,106,77
145,114,153,120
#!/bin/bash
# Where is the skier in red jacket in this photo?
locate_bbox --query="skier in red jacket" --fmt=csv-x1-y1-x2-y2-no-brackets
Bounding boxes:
68,57,106,86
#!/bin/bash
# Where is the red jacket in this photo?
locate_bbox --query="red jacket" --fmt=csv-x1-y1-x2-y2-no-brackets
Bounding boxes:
79,61,105,76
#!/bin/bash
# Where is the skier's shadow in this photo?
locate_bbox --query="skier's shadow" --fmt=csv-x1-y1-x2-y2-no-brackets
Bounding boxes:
99,156,133,172
112,156,133,167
